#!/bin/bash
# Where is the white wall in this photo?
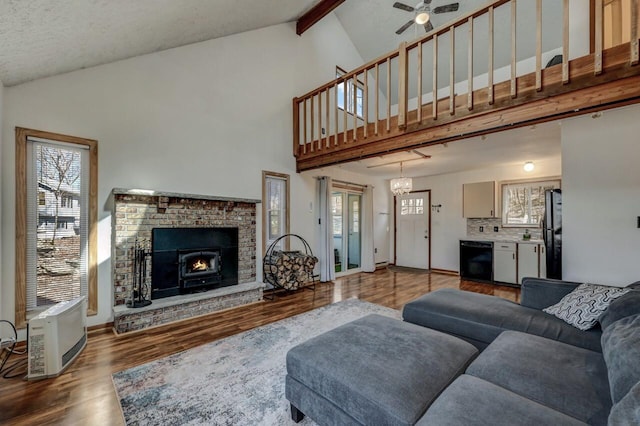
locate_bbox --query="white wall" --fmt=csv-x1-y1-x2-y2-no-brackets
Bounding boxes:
0,79,4,321
561,105,640,286
400,158,562,271
1,15,376,329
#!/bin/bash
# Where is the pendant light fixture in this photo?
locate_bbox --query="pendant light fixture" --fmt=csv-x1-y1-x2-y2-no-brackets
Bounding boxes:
390,162,413,196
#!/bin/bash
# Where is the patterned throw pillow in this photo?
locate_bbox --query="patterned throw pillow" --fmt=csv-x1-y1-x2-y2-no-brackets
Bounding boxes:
543,283,631,330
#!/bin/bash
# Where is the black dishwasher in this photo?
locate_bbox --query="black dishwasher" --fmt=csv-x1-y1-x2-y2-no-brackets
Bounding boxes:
460,240,493,282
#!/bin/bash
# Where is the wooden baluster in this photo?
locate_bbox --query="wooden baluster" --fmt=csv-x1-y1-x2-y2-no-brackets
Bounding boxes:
303,98,307,154
563,0,570,83
386,57,391,132
433,34,438,120
450,25,455,115
418,41,423,123
375,63,379,136
334,82,339,146
632,0,639,66
535,0,542,91
318,91,323,150
595,0,603,75
310,94,315,152
467,16,474,110
352,74,357,141
398,42,408,129
293,98,300,158
343,77,348,143
363,69,368,139
488,6,494,104
325,88,330,148
511,0,517,98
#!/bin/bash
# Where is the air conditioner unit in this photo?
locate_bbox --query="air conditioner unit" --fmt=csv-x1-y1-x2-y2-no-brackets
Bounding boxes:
27,296,87,380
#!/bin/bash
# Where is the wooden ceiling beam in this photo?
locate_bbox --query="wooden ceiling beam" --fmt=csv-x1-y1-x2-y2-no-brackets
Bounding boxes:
296,0,345,36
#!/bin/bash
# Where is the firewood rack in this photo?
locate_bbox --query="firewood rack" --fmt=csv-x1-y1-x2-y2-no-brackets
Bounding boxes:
263,234,318,300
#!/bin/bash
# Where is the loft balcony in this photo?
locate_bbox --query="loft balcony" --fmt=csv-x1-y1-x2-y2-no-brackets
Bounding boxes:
293,0,640,172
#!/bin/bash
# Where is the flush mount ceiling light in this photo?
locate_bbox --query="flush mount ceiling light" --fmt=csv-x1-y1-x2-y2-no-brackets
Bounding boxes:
523,161,535,172
390,162,413,196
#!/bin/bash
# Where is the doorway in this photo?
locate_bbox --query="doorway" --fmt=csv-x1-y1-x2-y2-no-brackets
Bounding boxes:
332,191,362,275
394,190,431,269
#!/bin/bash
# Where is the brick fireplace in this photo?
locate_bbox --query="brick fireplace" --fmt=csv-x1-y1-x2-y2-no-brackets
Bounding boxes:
111,188,263,333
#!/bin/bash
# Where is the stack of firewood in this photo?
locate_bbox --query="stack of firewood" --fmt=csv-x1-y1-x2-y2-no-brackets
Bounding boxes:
264,250,318,290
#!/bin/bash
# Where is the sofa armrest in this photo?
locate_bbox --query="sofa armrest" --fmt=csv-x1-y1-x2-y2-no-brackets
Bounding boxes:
520,278,581,310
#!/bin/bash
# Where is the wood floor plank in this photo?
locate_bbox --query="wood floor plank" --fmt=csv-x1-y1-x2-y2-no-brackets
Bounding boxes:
0,269,519,425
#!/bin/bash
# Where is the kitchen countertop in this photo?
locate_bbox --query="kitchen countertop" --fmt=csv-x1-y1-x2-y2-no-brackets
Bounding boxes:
462,237,544,244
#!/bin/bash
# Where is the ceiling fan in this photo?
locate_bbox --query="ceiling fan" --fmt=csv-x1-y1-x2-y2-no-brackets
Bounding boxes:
393,1,460,35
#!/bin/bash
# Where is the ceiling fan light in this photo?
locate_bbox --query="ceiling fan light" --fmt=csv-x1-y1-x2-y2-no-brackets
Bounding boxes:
415,11,430,25
523,161,535,172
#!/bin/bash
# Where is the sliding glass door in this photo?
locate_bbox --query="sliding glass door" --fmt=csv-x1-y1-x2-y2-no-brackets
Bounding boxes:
331,191,362,275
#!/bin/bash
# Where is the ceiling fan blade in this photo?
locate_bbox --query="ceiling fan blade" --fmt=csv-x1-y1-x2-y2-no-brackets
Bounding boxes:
395,19,415,35
423,21,434,32
393,2,415,12
433,3,460,14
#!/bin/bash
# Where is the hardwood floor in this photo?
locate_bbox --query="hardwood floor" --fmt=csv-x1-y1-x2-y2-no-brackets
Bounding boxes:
0,269,519,425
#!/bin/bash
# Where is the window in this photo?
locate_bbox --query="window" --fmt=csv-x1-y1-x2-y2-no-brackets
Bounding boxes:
332,193,343,236
262,171,290,252
400,197,424,216
15,127,98,328
501,178,561,227
336,66,364,118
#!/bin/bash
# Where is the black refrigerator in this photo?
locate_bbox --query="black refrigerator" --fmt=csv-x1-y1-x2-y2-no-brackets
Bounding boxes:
543,189,562,279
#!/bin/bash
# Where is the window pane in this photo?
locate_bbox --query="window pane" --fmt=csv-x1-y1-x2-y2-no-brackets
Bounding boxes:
502,180,560,226
34,144,84,307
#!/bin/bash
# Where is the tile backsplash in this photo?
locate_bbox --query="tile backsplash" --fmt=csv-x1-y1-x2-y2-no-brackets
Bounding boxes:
467,218,542,240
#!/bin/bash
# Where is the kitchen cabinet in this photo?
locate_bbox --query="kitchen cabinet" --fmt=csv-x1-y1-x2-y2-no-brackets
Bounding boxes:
494,242,517,284
463,181,496,218
517,243,546,284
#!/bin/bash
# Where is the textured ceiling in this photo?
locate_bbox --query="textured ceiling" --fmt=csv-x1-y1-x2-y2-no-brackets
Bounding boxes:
0,0,319,86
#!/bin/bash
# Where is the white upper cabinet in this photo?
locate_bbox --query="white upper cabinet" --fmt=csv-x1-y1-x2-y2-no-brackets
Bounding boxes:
463,181,496,218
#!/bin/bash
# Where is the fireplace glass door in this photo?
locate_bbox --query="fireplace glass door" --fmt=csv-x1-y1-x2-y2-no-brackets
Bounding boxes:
331,191,361,275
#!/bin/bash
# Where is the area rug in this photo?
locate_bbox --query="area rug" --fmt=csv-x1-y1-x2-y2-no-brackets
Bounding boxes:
112,298,400,425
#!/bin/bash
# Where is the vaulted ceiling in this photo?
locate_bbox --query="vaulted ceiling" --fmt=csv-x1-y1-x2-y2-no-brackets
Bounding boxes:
0,0,561,177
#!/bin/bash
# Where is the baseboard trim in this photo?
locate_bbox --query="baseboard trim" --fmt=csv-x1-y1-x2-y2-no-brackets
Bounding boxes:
430,268,460,276
88,322,114,333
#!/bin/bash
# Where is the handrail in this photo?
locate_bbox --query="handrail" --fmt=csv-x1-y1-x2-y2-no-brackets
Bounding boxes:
293,0,640,164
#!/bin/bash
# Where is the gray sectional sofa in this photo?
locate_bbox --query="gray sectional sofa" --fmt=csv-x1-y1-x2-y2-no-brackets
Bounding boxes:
285,278,640,425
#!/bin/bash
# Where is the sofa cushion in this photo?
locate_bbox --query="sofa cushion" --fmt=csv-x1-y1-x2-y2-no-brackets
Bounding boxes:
402,288,602,352
543,283,630,330
608,381,640,426
286,314,478,426
466,331,611,425
417,375,587,426
599,289,640,330
601,313,640,404
520,277,581,310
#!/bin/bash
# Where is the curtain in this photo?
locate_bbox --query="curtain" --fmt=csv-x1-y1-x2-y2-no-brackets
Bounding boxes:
316,176,335,282
361,185,375,272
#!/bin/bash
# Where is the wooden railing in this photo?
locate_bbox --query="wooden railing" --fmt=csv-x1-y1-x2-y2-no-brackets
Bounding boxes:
293,0,640,171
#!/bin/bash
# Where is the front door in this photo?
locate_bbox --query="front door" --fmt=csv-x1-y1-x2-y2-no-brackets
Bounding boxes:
395,191,430,269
